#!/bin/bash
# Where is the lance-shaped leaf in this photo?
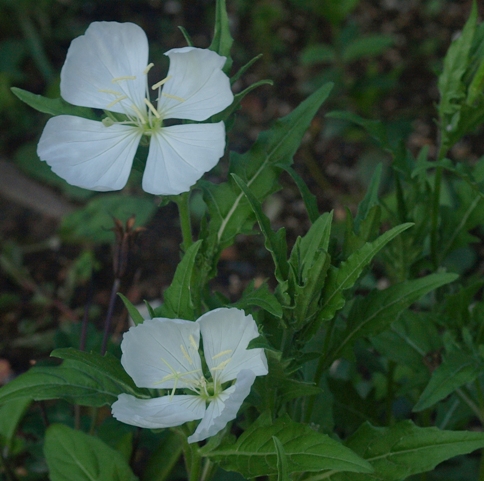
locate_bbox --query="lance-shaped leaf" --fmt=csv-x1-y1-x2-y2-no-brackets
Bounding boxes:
44,424,138,481
327,420,484,481
11,87,98,120
201,82,333,258
317,223,413,324
233,174,289,283
209,0,233,72
206,413,372,478
232,280,283,318
0,398,31,451
273,436,290,481
154,240,202,320
414,349,482,412
327,273,458,363
0,349,148,407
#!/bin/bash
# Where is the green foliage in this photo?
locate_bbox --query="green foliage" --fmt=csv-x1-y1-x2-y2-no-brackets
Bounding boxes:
206,413,373,478
44,424,138,481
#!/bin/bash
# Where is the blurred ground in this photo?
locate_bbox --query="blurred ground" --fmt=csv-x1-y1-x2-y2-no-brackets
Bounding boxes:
0,0,482,376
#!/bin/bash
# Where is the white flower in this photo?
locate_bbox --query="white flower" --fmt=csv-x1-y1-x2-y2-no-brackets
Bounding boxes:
37,22,234,195
111,308,268,443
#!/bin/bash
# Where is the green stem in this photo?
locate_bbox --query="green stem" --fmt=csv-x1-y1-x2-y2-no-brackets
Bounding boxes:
177,192,194,253
187,442,202,481
430,165,443,270
479,449,484,481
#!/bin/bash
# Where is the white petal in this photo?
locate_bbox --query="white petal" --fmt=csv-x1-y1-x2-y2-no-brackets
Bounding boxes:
142,122,226,195
198,308,268,384
157,47,233,121
120,318,202,390
187,370,256,443
37,116,140,191
60,22,148,115
112,393,205,429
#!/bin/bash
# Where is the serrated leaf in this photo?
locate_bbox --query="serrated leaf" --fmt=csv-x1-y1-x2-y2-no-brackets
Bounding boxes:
318,223,413,323
201,82,333,259
438,1,477,119
11,87,97,120
327,273,458,363
328,420,484,481
232,174,289,283
155,240,202,320
414,350,482,412
45,424,138,481
232,280,283,318
206,414,372,478
0,349,147,407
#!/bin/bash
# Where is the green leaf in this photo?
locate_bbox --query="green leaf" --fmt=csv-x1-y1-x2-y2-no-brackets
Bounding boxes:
206,413,372,478
155,240,202,320
44,424,138,481
328,420,484,481
142,430,184,481
232,280,283,318
232,174,289,283
281,165,320,223
341,34,394,62
317,223,413,323
273,436,290,481
0,349,147,407
0,398,30,451
11,87,97,120
300,43,336,65
209,0,233,73
60,194,156,244
438,1,477,119
201,82,333,258
414,350,482,412
118,293,144,326
327,273,458,363
354,163,382,232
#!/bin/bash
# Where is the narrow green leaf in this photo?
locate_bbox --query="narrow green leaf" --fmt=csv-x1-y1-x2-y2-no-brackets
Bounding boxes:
209,0,233,72
328,420,484,481
11,87,97,120
282,165,320,223
318,223,413,322
118,293,144,325
232,174,289,282
142,430,184,481
414,350,482,412
0,349,147,407
177,26,193,46
328,273,458,362
354,163,382,232
202,82,333,256
273,436,290,481
155,240,202,320
0,398,30,451
206,414,373,477
45,424,138,481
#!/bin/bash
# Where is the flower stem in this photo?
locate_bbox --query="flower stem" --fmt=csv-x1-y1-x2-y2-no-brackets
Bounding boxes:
176,192,193,253
101,277,121,355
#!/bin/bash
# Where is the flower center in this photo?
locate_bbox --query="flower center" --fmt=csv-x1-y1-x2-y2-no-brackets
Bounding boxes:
99,63,186,133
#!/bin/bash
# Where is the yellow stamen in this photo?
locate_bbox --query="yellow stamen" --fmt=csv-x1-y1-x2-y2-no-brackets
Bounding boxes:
112,75,136,83
144,98,161,118
212,349,232,360
189,335,198,350
130,104,146,123
98,88,123,96
180,344,193,365
211,358,231,371
143,63,154,75
162,92,185,102
106,95,128,109
151,76,172,90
